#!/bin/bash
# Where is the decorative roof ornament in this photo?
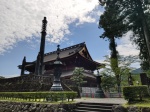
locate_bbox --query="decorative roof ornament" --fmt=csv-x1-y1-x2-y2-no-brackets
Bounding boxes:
56,45,60,60
54,45,62,65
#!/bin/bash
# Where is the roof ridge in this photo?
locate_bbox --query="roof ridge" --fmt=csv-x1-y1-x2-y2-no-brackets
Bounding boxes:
44,42,85,56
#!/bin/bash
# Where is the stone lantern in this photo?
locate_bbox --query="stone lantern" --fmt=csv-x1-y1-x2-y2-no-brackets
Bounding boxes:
50,45,63,91
95,70,105,98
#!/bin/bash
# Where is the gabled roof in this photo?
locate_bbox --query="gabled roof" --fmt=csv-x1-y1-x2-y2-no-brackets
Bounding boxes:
44,42,92,62
19,42,104,71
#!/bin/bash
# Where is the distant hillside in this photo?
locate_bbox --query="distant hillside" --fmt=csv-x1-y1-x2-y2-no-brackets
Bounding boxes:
0,76,5,79
131,68,144,74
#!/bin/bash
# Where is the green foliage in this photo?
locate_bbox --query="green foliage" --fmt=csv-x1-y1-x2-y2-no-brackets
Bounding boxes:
99,0,127,39
65,92,77,102
99,0,150,70
121,74,141,86
99,0,134,90
0,76,5,79
0,82,49,92
146,70,150,78
101,55,139,87
123,85,149,102
0,91,77,102
101,73,116,91
125,97,150,108
71,67,85,87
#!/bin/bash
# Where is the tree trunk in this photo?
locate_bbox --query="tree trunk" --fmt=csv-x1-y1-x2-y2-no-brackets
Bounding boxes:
110,37,120,93
116,75,121,93
137,0,150,65
78,86,81,98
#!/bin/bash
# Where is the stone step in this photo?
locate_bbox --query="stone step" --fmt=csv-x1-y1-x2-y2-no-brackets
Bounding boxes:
78,103,113,108
74,102,118,112
78,102,115,106
74,109,112,112
74,110,108,112
76,107,112,112
78,104,112,109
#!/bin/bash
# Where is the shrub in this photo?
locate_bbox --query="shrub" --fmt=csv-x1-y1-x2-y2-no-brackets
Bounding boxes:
123,85,149,102
0,91,77,102
65,91,77,102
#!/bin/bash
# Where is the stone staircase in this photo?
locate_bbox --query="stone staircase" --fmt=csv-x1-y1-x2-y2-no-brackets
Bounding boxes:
74,102,118,112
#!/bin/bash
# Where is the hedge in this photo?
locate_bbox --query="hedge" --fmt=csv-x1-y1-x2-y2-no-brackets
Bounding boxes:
0,91,77,102
123,85,149,102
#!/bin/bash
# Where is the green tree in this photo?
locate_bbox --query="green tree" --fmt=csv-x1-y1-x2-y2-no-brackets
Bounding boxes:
99,0,150,70
100,69,117,92
99,0,127,92
135,11,150,71
0,76,5,79
146,70,150,78
101,55,139,89
123,0,150,70
70,67,85,97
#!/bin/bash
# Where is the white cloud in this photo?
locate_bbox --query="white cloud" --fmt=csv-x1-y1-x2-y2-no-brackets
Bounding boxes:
96,32,141,69
115,31,140,68
117,31,139,56
95,59,105,63
3,74,19,78
130,62,140,68
0,0,101,54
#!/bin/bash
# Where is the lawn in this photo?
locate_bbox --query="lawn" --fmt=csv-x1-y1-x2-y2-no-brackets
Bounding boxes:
124,97,150,107
0,98,76,104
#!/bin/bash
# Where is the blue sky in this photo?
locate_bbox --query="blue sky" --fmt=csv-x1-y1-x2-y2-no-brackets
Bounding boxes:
0,0,140,78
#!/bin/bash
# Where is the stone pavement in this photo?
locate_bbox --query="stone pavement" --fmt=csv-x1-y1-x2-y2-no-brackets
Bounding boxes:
74,98,127,104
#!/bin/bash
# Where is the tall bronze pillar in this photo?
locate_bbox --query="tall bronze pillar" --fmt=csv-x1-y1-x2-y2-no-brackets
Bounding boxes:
39,17,47,75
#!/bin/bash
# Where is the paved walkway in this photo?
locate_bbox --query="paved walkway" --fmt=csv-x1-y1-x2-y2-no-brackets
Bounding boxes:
74,98,127,104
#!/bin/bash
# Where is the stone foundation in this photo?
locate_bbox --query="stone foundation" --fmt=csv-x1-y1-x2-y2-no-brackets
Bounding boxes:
112,105,150,112
0,101,76,112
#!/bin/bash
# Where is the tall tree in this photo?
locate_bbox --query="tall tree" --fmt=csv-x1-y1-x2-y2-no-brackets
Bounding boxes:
121,0,150,70
99,0,126,92
134,12,150,70
99,0,150,70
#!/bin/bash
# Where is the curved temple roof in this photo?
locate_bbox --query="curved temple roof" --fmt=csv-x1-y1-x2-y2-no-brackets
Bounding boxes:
44,42,91,62
18,42,104,71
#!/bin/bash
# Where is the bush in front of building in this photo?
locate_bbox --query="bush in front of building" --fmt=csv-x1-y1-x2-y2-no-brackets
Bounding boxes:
123,85,149,102
0,91,77,102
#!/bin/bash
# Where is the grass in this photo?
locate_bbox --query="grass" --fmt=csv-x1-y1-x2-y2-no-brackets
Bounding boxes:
0,98,76,104
1,96,150,107
124,97,150,107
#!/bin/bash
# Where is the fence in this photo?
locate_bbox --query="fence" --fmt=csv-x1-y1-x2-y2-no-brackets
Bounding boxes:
81,87,123,98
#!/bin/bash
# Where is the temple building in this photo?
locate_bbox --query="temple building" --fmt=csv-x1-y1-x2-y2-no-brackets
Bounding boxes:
18,42,104,86
0,17,104,92
20,42,103,75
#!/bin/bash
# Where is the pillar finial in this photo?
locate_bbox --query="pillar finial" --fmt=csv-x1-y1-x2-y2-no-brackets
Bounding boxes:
41,17,47,33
